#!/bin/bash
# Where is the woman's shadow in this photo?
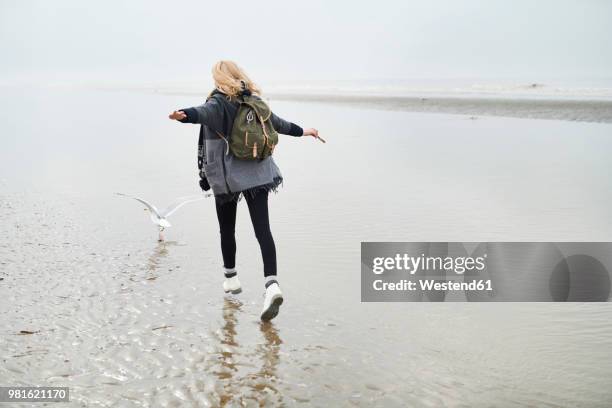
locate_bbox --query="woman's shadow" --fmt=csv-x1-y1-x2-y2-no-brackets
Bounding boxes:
214,297,283,405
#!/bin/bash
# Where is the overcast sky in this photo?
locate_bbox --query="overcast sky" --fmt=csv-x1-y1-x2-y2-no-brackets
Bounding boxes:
1,0,611,85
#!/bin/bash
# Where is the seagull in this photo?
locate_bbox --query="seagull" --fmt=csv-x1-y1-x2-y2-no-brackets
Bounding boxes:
116,192,212,241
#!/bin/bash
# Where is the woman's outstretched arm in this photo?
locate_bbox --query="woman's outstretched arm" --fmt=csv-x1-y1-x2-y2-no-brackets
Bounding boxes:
269,112,302,136
270,112,320,139
169,98,223,130
170,105,320,140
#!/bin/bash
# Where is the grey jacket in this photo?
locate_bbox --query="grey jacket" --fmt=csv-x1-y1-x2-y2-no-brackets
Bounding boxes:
180,91,303,199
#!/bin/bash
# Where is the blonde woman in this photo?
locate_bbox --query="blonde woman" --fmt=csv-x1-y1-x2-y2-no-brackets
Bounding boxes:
169,61,320,321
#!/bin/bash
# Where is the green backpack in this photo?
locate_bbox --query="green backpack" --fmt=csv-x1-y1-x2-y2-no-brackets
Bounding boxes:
217,95,279,160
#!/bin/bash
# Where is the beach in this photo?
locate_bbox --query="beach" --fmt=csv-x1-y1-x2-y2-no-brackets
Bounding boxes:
2,86,612,406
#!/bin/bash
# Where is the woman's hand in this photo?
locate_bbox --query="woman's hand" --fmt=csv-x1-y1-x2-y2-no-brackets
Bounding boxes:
303,128,318,137
169,110,187,121
303,128,325,143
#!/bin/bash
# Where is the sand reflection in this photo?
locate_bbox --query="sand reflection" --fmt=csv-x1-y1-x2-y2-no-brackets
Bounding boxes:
145,241,178,279
214,297,283,406
253,321,282,390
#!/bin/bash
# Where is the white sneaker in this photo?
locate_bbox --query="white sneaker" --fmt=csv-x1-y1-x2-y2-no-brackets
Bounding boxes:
261,283,283,321
223,276,242,294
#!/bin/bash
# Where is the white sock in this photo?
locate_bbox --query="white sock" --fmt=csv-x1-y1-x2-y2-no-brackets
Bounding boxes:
265,275,278,288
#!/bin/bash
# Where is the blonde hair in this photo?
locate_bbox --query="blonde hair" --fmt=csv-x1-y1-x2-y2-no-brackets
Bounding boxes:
212,60,261,97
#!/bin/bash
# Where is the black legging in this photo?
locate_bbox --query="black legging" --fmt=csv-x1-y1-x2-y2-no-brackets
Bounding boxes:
215,190,277,277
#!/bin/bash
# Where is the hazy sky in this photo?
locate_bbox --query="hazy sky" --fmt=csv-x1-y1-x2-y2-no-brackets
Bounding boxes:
1,0,611,84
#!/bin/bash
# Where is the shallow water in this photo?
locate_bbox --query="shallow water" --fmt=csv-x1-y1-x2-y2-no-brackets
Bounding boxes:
1,88,612,406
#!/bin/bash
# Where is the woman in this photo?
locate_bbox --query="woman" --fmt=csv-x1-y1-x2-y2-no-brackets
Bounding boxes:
169,60,320,321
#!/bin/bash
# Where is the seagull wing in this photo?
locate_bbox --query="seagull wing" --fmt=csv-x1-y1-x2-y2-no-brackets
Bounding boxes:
160,193,212,218
116,193,162,218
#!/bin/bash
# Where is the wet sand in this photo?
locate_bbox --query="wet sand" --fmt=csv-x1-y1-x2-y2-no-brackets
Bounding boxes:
1,88,612,406
267,93,612,124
